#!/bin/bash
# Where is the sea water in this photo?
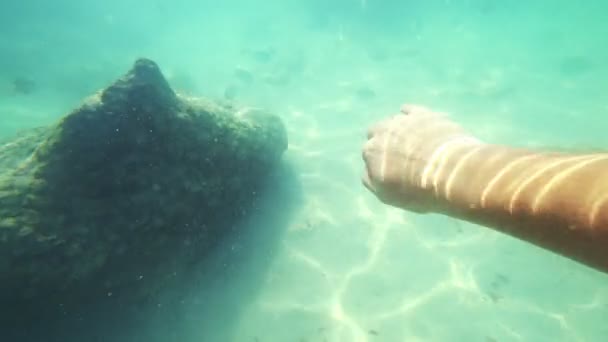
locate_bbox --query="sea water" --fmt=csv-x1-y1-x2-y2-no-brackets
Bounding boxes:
1,1,607,341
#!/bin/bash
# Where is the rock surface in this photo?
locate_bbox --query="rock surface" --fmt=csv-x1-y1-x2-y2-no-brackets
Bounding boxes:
0,58,287,311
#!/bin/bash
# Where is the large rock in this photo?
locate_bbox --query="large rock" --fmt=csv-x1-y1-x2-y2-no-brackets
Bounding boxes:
0,59,287,310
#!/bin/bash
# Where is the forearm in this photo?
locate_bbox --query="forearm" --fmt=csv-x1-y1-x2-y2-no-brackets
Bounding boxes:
422,142,608,273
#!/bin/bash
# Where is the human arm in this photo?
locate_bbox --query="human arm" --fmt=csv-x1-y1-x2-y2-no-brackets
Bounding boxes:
362,104,608,273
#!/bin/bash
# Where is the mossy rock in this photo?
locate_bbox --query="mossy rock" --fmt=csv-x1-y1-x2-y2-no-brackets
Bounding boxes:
0,58,287,312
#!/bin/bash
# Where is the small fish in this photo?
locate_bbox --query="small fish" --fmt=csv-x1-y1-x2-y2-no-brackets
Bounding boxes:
11,77,36,95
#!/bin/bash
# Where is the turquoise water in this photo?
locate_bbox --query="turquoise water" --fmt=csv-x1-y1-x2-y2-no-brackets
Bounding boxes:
1,1,608,341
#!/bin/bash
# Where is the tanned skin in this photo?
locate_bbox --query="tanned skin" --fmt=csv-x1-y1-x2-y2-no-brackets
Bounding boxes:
362,104,608,273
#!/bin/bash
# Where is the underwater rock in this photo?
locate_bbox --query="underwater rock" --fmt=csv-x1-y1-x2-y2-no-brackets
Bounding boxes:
0,58,287,313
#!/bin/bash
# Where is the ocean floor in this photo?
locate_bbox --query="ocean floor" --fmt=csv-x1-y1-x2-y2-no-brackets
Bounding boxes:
1,1,608,341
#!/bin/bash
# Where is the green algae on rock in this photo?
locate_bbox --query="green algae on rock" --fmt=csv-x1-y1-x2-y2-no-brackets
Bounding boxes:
0,58,287,309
